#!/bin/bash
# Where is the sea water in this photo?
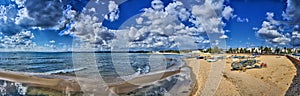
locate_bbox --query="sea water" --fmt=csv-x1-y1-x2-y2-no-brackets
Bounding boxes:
0,52,182,73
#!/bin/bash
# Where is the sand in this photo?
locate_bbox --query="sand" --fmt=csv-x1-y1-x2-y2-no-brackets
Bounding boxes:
184,54,297,96
184,58,210,96
109,69,181,94
0,71,82,91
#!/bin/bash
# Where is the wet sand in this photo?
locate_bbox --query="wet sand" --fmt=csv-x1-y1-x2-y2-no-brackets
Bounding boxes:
0,68,183,95
0,71,81,92
184,58,210,96
285,55,300,95
109,69,181,94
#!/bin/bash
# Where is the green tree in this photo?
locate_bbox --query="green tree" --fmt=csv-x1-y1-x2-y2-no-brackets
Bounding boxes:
287,48,292,54
263,47,272,54
206,48,212,53
228,48,233,53
212,46,219,53
259,46,263,54
235,48,239,53
251,48,255,53
283,47,287,54
243,48,247,53
275,47,280,54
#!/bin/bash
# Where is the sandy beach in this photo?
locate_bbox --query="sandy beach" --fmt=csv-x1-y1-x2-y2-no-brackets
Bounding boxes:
185,54,297,96
0,54,297,96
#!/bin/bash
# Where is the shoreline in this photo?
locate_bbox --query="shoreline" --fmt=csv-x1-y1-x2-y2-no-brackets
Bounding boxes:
0,67,185,95
183,58,210,96
183,61,199,96
285,55,300,95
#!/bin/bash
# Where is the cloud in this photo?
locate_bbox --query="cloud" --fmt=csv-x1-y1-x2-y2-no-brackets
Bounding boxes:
175,35,198,50
291,31,300,46
0,4,24,36
63,9,115,46
0,21,23,36
17,0,64,28
189,0,228,38
59,0,230,50
1,0,127,51
119,0,188,49
0,30,35,49
236,17,249,22
0,5,8,22
123,0,228,49
222,6,234,20
102,0,205,50
283,0,300,28
49,40,55,44
266,12,280,25
271,37,290,45
257,20,291,45
45,40,57,49
219,35,228,39
257,1,300,46
151,0,164,10
0,4,18,22
257,21,282,39
268,0,300,46
202,40,210,44
14,0,26,8
135,17,143,24
104,1,119,22
0,0,68,36
1,0,235,51
165,1,190,21
252,27,259,30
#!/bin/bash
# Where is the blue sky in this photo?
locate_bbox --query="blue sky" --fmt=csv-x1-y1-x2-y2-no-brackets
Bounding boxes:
0,0,300,51
224,0,287,48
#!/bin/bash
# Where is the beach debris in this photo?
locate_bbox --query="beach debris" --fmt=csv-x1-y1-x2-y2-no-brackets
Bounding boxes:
261,63,267,68
196,56,204,59
231,58,265,71
207,59,217,62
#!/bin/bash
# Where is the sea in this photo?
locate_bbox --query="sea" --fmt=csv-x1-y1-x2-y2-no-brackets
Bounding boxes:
0,52,191,95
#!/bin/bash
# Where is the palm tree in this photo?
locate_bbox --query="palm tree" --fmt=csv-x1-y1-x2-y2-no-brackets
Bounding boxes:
243,48,247,53
212,46,219,53
206,48,212,53
287,48,292,54
283,47,287,54
228,48,233,53
259,46,263,54
275,47,280,54
235,48,239,53
263,47,271,54
251,48,255,53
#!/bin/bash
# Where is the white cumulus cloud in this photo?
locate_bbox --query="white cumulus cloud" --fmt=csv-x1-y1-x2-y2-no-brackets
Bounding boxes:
104,1,119,22
237,17,249,22
49,40,55,44
222,6,234,20
219,35,228,39
60,0,231,50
